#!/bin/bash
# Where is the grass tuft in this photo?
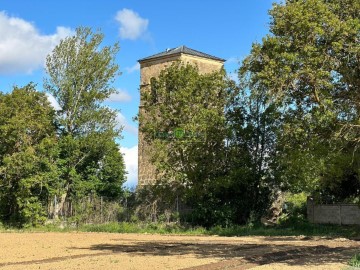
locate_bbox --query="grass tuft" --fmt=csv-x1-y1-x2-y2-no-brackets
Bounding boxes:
349,253,360,268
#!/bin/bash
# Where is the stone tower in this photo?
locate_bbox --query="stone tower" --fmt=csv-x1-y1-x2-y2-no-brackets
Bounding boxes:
138,46,225,186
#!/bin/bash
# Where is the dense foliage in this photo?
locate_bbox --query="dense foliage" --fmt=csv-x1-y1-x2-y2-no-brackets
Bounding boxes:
240,0,360,201
0,84,58,225
140,62,274,226
1,0,358,228
140,0,360,226
0,28,126,226
44,27,126,219
140,62,229,224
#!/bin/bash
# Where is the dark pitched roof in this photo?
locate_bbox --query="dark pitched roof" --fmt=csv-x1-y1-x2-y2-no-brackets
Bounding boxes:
138,45,225,63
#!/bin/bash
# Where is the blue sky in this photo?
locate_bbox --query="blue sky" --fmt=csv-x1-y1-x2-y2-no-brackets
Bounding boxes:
0,0,275,187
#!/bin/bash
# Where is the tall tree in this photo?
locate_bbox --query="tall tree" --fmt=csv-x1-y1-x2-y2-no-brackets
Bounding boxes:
239,0,360,199
140,62,230,225
225,83,279,223
0,84,58,226
44,27,126,218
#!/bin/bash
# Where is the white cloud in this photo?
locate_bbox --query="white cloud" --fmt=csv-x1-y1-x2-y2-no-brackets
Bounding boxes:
107,90,132,102
115,9,148,40
0,11,73,74
46,93,61,111
116,112,138,135
121,145,138,187
125,63,140,73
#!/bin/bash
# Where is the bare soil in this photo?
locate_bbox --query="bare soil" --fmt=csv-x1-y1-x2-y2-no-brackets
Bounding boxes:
0,232,358,270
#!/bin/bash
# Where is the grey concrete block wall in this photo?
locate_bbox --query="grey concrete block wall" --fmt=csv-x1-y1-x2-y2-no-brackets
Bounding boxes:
340,205,360,225
307,197,360,225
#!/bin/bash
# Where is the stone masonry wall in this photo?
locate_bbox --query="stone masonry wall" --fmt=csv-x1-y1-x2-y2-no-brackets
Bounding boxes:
138,54,223,186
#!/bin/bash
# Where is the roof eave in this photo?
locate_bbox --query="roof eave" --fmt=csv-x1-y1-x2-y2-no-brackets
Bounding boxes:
138,53,226,64
138,52,182,64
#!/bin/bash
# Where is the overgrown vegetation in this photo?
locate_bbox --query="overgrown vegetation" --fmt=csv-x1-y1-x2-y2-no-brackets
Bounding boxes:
348,253,360,268
1,0,359,229
0,27,126,227
1,221,359,240
139,0,360,227
277,193,308,225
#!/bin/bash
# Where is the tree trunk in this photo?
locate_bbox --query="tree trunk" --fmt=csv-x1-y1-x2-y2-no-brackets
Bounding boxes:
53,184,69,220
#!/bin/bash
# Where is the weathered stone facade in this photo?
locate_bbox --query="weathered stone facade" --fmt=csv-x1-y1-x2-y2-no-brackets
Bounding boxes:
138,46,225,186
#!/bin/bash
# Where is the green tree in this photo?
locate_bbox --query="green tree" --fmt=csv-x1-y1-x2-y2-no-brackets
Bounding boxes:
239,0,360,199
0,84,58,226
140,62,230,226
44,27,126,218
224,82,280,224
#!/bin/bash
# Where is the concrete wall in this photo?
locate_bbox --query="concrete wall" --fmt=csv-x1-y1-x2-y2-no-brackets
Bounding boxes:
307,197,360,225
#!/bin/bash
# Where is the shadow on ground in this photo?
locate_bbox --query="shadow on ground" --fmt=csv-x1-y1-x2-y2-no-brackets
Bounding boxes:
1,237,357,269
77,239,358,268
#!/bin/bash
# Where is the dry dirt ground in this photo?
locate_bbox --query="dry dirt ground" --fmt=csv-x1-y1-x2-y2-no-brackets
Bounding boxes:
0,232,359,270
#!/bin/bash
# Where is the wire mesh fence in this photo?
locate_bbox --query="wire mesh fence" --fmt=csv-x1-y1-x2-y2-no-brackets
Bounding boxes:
46,189,191,225
47,194,125,224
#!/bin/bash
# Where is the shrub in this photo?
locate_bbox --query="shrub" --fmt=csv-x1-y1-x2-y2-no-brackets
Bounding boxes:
278,192,308,225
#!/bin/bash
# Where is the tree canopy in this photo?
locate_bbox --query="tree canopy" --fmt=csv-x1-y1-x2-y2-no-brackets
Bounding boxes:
0,27,127,227
240,0,360,200
1,0,359,227
44,27,126,218
139,0,360,226
0,84,58,225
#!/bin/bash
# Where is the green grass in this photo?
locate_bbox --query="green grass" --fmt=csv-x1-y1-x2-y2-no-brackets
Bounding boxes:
206,222,360,238
0,221,206,235
80,222,206,235
0,220,359,239
77,221,360,238
349,253,360,268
